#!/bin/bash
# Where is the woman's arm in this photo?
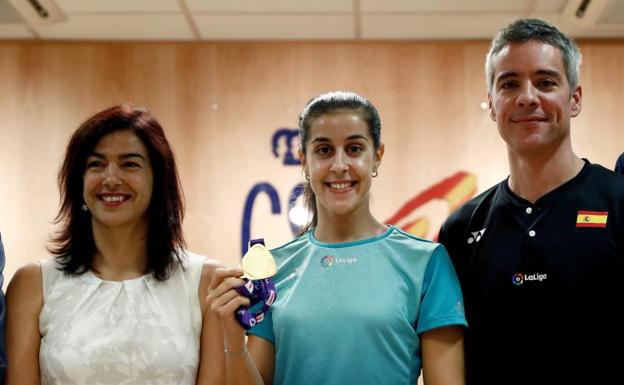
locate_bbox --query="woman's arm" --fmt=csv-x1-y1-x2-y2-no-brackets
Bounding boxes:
421,326,465,385
197,259,227,385
206,267,275,385
6,263,43,385
246,336,274,385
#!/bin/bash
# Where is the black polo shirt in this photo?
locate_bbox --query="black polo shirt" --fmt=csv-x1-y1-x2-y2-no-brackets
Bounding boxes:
439,160,624,385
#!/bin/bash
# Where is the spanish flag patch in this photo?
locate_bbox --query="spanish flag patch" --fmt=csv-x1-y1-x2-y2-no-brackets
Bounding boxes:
576,210,608,228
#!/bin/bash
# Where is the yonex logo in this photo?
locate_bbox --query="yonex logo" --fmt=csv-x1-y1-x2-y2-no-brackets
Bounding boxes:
467,228,486,244
455,300,464,315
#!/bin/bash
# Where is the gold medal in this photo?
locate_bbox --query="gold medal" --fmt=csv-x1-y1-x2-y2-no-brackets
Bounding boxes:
241,243,277,279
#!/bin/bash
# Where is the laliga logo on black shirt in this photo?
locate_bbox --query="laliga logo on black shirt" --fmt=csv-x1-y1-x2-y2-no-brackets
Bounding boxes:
512,272,547,286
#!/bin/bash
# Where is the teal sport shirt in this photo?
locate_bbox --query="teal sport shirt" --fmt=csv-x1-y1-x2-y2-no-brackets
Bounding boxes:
248,225,467,385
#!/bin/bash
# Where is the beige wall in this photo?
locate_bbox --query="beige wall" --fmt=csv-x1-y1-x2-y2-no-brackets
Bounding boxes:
1,40,623,286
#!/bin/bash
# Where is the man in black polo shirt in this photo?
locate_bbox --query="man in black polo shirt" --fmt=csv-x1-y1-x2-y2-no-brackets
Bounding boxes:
616,152,624,174
439,18,624,385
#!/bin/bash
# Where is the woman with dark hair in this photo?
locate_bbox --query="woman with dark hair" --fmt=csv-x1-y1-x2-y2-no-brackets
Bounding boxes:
6,104,224,385
207,91,467,385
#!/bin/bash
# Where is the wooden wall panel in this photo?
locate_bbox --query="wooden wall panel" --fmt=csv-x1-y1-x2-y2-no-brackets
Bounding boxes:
0,40,622,285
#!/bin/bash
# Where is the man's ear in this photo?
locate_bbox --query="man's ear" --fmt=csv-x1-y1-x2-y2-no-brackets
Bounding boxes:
488,92,496,122
570,85,582,118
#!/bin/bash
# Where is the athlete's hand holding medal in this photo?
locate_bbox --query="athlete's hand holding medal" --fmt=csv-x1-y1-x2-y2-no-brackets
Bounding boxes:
236,239,278,330
207,238,278,356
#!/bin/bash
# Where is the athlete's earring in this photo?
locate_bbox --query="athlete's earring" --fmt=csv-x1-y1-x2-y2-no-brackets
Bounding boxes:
372,169,378,178
304,174,310,181
81,203,89,212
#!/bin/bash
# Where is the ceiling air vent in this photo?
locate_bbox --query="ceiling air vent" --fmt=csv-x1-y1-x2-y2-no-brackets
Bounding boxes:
561,0,624,36
7,0,66,25
576,0,592,18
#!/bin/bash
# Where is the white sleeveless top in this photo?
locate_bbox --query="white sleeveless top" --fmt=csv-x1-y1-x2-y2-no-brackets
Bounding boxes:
39,252,206,385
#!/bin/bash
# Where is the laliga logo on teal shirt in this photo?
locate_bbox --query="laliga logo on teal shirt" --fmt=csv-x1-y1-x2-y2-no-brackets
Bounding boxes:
321,255,334,267
321,255,359,267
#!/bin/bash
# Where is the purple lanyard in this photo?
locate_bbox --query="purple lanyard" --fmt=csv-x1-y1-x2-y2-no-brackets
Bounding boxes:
235,238,278,330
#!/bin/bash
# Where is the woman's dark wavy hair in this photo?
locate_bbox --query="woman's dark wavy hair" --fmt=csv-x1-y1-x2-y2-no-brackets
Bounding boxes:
297,91,382,235
49,104,185,281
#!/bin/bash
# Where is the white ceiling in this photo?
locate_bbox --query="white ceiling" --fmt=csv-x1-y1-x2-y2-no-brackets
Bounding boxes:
1,0,624,41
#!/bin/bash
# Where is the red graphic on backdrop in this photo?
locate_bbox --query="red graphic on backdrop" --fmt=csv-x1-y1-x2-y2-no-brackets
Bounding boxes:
385,171,477,240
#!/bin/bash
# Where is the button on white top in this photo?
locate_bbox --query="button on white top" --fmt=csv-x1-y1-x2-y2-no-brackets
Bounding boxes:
528,230,536,237
525,207,533,214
